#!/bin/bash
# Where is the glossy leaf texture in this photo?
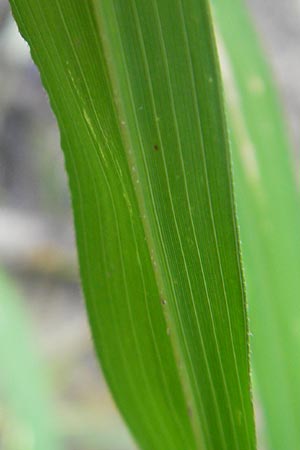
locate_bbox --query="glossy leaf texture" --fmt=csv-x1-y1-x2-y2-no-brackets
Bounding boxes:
9,1,256,449
211,1,300,448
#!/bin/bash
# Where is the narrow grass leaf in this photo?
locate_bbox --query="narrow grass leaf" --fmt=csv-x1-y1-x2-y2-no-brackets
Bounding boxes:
9,1,256,449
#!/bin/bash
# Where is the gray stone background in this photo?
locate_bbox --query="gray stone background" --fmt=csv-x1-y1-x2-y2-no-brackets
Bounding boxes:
0,0,299,449
249,0,300,150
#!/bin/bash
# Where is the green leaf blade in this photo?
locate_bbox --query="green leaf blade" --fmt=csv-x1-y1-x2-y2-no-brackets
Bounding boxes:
9,1,256,449
96,1,256,447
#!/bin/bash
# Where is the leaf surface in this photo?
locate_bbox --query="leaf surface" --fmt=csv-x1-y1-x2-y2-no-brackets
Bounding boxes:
9,1,256,449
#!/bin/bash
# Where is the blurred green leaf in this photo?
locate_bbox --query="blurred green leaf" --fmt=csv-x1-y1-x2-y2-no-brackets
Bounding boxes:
9,1,256,449
0,272,60,450
212,1,300,448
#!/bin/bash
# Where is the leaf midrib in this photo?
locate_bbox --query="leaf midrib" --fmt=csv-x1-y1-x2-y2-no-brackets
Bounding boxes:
92,1,253,449
91,1,210,447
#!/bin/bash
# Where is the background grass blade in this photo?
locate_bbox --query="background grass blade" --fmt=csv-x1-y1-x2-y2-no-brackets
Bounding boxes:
0,272,61,450
211,1,300,448
9,1,256,449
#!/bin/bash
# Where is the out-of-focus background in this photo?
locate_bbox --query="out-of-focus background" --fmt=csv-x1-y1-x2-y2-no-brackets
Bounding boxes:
0,1,135,448
0,0,300,449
